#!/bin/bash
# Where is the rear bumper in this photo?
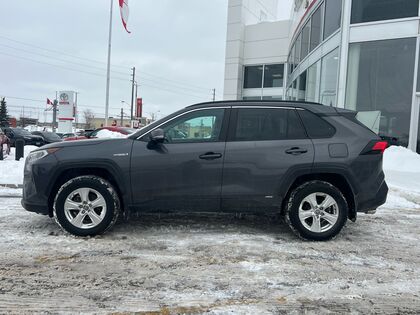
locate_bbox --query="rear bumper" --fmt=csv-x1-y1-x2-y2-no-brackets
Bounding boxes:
357,181,388,213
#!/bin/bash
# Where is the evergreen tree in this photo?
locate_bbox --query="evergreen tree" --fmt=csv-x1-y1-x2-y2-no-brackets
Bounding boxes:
0,97,10,127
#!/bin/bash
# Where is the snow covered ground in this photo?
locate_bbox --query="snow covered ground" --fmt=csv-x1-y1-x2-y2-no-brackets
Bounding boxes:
0,146,419,313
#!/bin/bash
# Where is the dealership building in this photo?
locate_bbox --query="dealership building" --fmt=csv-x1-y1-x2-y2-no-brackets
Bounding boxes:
223,0,420,153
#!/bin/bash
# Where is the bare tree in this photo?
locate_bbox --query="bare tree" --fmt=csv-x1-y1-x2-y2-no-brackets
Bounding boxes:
83,109,95,129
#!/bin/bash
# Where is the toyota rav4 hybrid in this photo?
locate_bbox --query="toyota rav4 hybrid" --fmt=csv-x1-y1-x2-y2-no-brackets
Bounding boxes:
22,101,388,241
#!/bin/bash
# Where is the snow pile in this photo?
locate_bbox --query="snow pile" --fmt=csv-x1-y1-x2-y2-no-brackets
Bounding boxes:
95,129,127,139
0,146,37,185
383,146,420,194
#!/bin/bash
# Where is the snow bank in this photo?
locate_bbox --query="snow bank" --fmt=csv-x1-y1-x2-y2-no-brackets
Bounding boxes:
95,130,127,139
383,146,420,195
383,146,420,173
0,146,37,185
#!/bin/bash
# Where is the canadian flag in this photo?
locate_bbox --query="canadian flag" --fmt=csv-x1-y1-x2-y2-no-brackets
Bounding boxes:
119,0,131,33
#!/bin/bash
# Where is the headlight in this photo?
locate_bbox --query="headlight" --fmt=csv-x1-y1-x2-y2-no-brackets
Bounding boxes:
25,148,59,172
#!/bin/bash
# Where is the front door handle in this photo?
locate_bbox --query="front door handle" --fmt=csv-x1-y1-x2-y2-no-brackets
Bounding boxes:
199,152,223,160
285,147,308,155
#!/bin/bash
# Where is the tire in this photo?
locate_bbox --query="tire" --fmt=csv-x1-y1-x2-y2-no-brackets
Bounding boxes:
285,181,348,241
53,176,120,237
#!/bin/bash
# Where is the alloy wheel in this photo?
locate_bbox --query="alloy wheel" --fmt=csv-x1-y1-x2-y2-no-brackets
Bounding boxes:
63,188,107,229
298,192,339,233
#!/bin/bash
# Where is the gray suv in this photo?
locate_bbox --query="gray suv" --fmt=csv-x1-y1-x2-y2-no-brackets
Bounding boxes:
22,101,388,241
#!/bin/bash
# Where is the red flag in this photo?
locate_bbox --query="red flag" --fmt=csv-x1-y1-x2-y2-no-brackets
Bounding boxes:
119,0,131,33
47,98,52,105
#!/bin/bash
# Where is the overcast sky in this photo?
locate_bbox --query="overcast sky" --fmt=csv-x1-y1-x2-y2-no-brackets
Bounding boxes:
0,0,292,122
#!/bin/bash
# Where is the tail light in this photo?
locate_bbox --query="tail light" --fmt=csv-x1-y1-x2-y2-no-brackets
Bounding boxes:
360,140,388,155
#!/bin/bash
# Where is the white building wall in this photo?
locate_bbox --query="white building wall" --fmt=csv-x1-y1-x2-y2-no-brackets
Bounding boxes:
224,0,291,100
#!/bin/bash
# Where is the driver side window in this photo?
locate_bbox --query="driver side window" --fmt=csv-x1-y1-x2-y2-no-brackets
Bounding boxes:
162,109,225,143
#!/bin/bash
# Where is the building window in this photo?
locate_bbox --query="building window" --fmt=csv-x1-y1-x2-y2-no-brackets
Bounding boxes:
264,64,284,88
351,0,419,24
244,64,284,89
262,96,283,100
243,96,263,101
244,66,264,89
310,4,323,52
306,62,319,102
320,48,339,107
295,33,302,66
346,38,416,148
298,71,307,101
300,22,310,61
324,0,342,40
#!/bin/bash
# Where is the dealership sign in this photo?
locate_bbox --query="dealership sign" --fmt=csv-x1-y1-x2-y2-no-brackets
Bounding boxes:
58,91,75,133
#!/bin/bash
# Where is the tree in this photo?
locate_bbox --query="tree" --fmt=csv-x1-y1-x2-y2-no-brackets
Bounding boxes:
0,97,10,127
83,109,95,129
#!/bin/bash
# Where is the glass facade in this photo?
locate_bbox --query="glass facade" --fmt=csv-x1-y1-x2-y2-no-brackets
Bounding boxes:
346,38,416,147
351,0,419,24
324,0,342,39
320,49,339,107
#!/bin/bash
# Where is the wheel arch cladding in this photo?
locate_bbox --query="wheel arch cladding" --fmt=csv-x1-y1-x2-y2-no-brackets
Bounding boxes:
281,172,357,221
47,166,125,217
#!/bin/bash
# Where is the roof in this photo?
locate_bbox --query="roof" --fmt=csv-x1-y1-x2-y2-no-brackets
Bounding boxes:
186,100,340,114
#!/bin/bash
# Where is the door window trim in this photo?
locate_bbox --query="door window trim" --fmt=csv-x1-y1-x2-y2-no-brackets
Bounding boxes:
138,107,231,143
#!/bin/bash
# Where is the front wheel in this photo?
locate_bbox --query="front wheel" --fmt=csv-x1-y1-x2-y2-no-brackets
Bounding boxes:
285,181,348,241
53,176,120,237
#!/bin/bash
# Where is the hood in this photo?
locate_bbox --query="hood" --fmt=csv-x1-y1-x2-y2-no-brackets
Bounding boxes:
41,138,131,150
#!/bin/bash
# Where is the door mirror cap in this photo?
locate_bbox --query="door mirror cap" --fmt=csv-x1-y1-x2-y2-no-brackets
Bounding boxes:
150,128,165,143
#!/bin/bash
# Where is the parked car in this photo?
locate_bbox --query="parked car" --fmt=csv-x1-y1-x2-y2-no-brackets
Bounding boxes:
31,131,63,144
2,127,44,147
64,127,136,141
0,129,11,156
22,101,388,241
61,133,76,140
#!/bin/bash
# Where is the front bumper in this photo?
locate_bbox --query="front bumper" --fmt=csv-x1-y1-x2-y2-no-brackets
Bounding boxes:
21,154,58,216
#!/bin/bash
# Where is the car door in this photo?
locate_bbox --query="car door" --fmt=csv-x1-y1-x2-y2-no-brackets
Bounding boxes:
221,106,314,212
130,107,230,212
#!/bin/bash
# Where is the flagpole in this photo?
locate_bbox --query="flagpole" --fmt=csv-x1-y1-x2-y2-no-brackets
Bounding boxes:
105,0,114,127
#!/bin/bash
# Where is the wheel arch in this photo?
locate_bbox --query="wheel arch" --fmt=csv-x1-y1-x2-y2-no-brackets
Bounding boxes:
281,172,357,221
47,164,126,217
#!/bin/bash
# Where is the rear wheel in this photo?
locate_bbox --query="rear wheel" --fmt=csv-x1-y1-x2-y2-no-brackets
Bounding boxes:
53,176,120,236
285,181,348,241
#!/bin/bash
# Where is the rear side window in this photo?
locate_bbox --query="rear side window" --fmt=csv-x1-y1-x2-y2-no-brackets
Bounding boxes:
234,108,307,141
298,110,336,138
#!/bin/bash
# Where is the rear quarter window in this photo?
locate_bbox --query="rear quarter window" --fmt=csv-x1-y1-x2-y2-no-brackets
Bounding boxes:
298,110,336,138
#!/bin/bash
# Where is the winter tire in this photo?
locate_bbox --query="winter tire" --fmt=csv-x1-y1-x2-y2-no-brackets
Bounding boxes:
54,176,120,237
285,180,348,241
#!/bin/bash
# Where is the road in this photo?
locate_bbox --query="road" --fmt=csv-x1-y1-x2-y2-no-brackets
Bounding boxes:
0,193,419,314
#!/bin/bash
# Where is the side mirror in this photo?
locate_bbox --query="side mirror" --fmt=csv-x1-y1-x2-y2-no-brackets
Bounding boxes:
150,128,165,143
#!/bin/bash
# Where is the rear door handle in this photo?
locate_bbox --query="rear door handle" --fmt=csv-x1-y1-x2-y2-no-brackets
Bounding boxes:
285,147,308,155
199,152,223,160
